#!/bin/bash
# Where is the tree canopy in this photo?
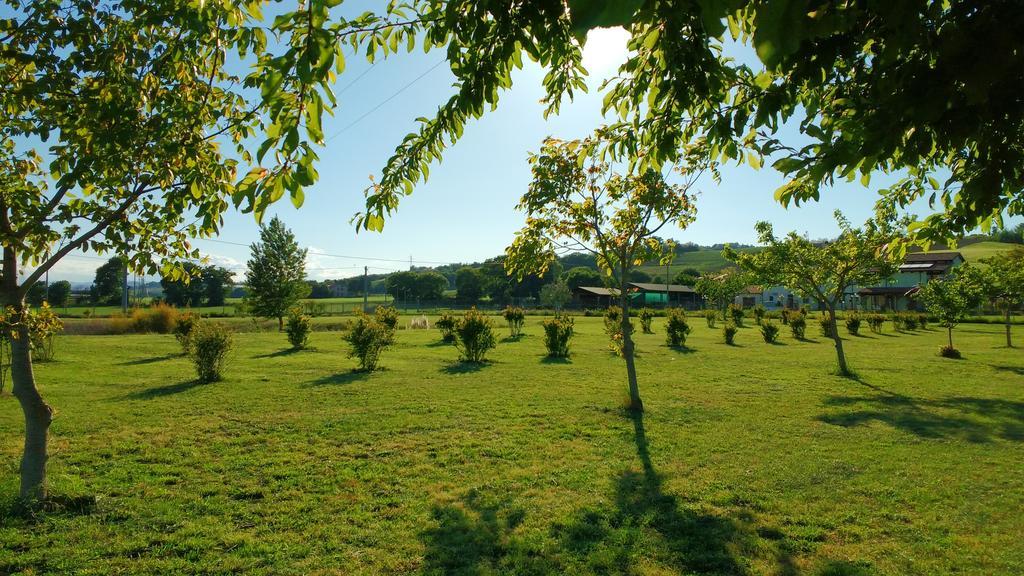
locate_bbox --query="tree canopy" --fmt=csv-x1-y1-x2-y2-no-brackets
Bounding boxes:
351,1,1023,243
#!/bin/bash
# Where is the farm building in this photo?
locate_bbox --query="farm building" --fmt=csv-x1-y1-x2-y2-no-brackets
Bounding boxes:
628,282,703,309
857,252,964,311
572,286,619,308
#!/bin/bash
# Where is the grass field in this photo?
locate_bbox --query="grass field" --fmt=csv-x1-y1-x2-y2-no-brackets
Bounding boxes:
1,318,1022,574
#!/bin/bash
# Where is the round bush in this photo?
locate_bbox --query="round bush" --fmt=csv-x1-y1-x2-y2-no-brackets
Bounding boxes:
665,308,691,348
190,322,233,382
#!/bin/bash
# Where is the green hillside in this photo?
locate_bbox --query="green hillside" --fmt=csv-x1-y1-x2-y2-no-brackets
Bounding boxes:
929,241,1019,262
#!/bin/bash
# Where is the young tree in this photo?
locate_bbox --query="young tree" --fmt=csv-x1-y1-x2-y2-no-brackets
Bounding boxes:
540,280,572,311
244,217,309,330
979,249,1024,348
725,210,905,376
46,281,72,308
694,268,749,317
0,0,411,500
506,135,699,412
917,267,983,356
92,257,125,305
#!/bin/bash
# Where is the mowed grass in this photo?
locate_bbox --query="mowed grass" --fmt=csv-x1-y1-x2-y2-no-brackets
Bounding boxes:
1,318,1022,575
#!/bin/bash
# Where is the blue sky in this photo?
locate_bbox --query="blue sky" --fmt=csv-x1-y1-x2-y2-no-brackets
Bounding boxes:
32,25,1014,283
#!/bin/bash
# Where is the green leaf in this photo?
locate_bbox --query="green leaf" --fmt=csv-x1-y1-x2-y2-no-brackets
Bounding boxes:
752,0,808,69
567,0,643,39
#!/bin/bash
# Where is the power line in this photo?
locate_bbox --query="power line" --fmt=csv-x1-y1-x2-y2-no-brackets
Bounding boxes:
325,58,446,142
335,62,376,97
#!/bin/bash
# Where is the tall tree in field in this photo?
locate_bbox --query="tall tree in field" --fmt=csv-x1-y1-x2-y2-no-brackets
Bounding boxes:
979,249,1024,348
202,266,235,307
455,267,483,303
694,268,749,317
506,135,700,412
917,267,983,356
46,281,72,309
0,1,415,500
725,210,905,376
92,257,125,305
245,217,309,330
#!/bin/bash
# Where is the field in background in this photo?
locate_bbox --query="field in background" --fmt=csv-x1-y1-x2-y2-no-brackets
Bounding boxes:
1,318,1021,574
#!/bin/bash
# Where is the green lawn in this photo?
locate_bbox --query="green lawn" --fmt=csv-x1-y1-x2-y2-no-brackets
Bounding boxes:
1,318,1022,574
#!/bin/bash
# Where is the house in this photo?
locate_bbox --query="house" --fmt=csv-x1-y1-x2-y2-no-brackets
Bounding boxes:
627,282,703,309
857,252,964,311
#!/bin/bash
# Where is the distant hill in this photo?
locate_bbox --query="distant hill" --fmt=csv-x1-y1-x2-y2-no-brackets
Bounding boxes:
922,241,1019,262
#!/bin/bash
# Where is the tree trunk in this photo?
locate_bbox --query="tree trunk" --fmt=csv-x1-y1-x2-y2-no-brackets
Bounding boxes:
828,307,850,376
10,321,52,501
948,325,954,349
1006,306,1013,348
620,289,642,412
278,315,283,331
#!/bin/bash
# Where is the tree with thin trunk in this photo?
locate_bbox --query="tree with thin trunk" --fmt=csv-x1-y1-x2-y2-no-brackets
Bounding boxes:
724,210,905,376
244,217,309,330
505,135,701,412
0,1,407,501
979,248,1024,348
917,267,983,355
694,268,749,318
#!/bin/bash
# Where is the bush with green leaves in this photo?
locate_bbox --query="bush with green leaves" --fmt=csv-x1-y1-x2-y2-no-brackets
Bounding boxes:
845,314,861,336
728,303,744,327
867,314,885,333
541,314,574,358
190,322,233,383
818,315,835,338
790,314,807,340
603,306,634,355
286,308,312,350
664,308,691,348
760,321,780,343
780,308,791,325
174,313,199,354
752,304,766,325
918,314,929,330
374,305,399,332
345,313,396,371
455,308,497,363
904,313,919,331
638,307,654,334
704,309,717,328
435,313,457,343
25,303,63,363
502,305,525,338
723,323,738,345
939,345,961,359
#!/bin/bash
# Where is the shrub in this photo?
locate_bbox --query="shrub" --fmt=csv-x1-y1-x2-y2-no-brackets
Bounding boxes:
285,308,312,350
845,314,862,336
728,303,744,326
436,313,457,343
26,303,63,362
374,305,399,331
190,322,233,382
174,313,200,354
818,315,835,338
723,323,738,345
790,314,807,340
345,313,395,371
455,308,497,363
604,306,634,356
541,314,574,357
704,309,717,328
780,309,790,325
939,345,961,359
502,306,525,338
664,308,691,348
752,304,766,325
131,303,179,334
761,321,780,343
917,314,929,330
639,307,655,334
904,313,919,331
867,314,885,333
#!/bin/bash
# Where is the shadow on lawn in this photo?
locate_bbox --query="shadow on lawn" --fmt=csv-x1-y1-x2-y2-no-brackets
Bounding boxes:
122,379,205,400
419,412,814,575
119,353,183,366
440,362,488,374
305,371,372,387
819,381,1024,443
253,348,303,359
992,364,1024,376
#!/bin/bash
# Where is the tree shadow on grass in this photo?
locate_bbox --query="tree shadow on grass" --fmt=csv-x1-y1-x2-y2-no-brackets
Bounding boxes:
252,348,303,359
119,353,183,366
0,493,97,526
992,365,1024,376
121,379,205,400
304,370,372,387
667,345,699,353
540,355,571,364
819,380,1024,442
427,340,455,348
440,361,489,375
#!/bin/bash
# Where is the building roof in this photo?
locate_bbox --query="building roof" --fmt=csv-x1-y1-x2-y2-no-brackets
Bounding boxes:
857,286,918,296
898,251,963,274
575,286,619,296
627,282,697,294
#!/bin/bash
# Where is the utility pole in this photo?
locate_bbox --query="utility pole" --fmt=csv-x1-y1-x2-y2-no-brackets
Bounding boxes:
362,265,368,312
409,255,413,271
121,257,129,313
665,260,670,308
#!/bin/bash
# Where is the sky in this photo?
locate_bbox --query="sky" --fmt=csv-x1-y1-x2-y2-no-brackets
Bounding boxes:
26,20,1018,285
